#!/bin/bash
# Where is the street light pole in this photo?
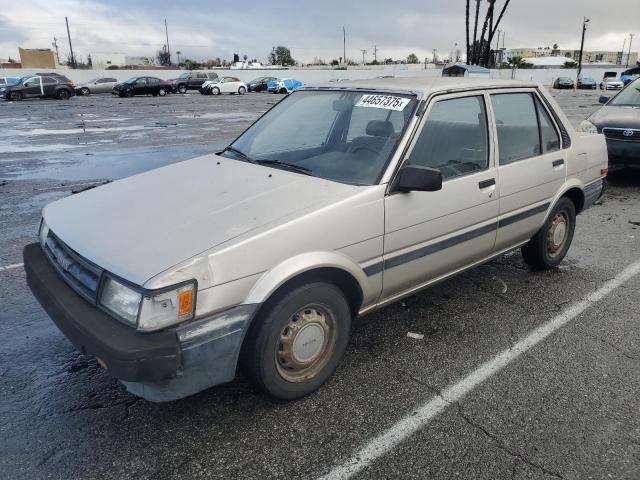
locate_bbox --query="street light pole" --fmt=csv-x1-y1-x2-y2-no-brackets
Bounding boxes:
577,17,590,84
627,33,635,68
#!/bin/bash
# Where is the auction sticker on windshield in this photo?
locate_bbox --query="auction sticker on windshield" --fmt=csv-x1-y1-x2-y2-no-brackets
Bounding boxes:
356,94,410,111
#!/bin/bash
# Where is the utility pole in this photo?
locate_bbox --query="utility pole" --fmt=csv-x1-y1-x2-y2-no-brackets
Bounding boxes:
627,33,634,68
52,37,60,64
343,26,346,65
361,49,367,65
65,17,76,69
164,19,171,65
373,45,378,63
621,37,626,65
577,17,590,84
432,49,437,64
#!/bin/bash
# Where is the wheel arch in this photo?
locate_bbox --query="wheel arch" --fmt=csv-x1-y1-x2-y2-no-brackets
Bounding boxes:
245,252,368,319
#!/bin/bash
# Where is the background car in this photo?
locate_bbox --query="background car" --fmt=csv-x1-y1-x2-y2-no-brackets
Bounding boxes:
200,77,247,95
580,77,640,170
621,66,640,85
0,76,21,86
267,78,304,94
554,77,575,89
577,76,597,89
247,76,277,92
170,72,218,93
112,76,171,97
1,75,74,101
75,77,118,95
600,72,624,90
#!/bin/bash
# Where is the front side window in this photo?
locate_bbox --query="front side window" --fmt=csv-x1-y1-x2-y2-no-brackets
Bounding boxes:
226,90,417,185
408,95,489,180
24,77,40,87
491,93,541,164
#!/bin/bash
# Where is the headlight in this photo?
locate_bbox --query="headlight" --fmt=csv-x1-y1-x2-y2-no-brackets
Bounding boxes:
99,276,196,331
100,277,142,326
578,120,598,134
138,282,196,332
39,218,50,247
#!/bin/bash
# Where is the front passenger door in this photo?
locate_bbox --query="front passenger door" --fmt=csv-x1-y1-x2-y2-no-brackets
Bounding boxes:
382,93,499,298
22,77,42,98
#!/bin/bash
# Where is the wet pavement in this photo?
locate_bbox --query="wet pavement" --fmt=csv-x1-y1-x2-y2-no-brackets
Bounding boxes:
1,88,639,480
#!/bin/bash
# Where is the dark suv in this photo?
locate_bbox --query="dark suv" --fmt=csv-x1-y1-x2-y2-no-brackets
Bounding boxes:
1,75,75,101
170,72,218,93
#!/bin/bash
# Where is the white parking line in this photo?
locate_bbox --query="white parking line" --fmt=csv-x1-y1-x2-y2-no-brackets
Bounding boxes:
319,259,640,480
0,263,23,272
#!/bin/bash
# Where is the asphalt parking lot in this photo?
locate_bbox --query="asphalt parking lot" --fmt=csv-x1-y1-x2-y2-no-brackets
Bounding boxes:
1,88,639,480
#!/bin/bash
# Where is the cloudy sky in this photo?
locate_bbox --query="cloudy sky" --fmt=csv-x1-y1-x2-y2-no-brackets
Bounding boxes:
1,0,638,64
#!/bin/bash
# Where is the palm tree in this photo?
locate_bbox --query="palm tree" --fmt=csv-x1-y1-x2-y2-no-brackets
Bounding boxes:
176,51,182,65
465,0,470,64
472,0,481,64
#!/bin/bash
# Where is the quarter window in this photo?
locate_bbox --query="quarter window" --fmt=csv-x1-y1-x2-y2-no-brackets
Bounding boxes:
408,95,489,180
535,98,560,153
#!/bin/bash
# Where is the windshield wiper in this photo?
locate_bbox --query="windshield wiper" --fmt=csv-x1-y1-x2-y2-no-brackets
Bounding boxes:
221,146,255,163
255,159,313,175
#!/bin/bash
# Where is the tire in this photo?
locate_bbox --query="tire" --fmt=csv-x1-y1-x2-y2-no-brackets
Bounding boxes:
158,88,167,96
521,197,576,269
241,282,351,400
56,89,70,100
238,86,246,95
279,88,288,94
178,84,187,94
126,90,134,97
81,87,90,95
7,91,22,101
212,87,220,95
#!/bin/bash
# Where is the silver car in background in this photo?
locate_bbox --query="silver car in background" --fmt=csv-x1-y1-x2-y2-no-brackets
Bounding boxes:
75,77,118,95
24,78,608,403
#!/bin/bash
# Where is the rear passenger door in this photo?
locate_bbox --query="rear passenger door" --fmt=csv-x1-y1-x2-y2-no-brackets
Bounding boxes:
41,76,58,97
489,90,565,251
382,92,499,299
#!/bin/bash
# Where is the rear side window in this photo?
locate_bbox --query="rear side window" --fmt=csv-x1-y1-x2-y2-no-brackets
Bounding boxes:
42,76,58,85
491,93,540,164
408,95,489,180
197,74,207,79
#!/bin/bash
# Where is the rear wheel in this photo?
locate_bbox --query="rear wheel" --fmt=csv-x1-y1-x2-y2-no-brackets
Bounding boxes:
238,86,246,95
158,88,167,96
7,91,22,101
521,197,576,269
241,282,351,400
56,89,70,100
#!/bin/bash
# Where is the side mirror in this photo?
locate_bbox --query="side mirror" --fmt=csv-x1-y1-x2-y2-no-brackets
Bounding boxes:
598,95,610,104
392,165,442,193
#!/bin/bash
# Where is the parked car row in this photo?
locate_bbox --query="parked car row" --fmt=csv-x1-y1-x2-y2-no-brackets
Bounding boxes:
553,73,630,90
1,71,305,100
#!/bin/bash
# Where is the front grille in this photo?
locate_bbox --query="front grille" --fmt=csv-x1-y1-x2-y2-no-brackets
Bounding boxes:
603,127,640,143
43,231,103,303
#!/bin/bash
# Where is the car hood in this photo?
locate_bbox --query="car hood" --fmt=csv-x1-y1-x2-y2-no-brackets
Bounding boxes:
590,105,640,129
43,155,361,286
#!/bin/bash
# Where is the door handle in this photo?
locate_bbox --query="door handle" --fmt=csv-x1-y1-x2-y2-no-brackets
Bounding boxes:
552,159,565,167
478,178,496,189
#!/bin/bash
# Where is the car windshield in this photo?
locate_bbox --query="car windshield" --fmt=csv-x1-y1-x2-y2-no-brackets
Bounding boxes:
609,80,640,107
178,73,190,79
5,77,21,85
124,77,138,84
225,90,417,185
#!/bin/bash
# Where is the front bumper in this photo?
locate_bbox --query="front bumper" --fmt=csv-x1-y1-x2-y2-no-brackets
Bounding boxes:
24,243,259,401
605,139,640,168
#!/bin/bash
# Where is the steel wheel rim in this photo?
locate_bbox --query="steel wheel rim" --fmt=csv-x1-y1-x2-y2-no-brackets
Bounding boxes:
547,211,569,257
275,304,336,383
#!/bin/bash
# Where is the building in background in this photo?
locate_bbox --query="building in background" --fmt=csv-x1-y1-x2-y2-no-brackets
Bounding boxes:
90,53,154,69
504,47,637,66
18,48,60,69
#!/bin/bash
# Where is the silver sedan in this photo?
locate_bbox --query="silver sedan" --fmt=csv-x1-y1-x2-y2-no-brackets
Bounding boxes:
75,77,118,95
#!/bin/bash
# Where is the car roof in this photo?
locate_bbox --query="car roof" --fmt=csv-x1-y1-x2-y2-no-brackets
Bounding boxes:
310,76,537,95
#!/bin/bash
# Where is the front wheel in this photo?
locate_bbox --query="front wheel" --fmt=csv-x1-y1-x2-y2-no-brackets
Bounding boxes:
521,197,576,269
211,87,220,95
241,282,351,400
7,91,22,101
178,84,187,94
279,88,288,94
81,87,90,95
